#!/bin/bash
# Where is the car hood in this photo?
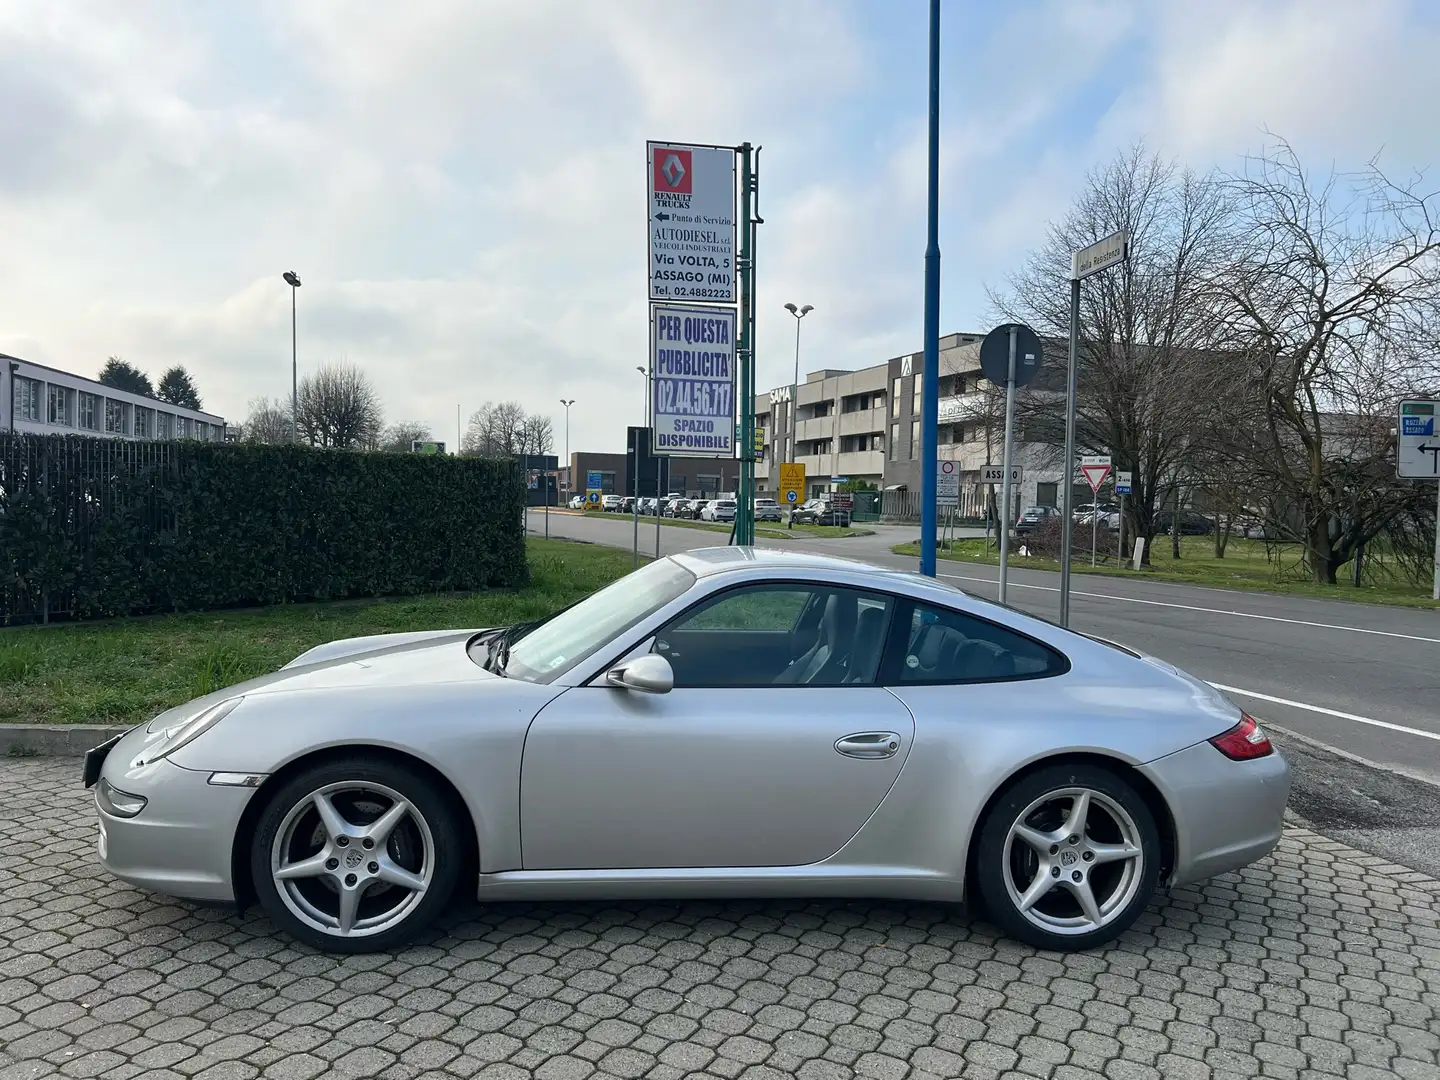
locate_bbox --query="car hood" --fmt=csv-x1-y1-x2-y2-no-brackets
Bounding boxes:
144,628,496,732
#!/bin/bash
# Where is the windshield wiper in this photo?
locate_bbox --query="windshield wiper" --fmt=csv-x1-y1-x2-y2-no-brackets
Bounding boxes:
483,618,543,676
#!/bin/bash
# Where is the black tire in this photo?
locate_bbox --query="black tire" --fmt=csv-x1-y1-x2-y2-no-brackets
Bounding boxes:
250,757,464,953
973,763,1160,951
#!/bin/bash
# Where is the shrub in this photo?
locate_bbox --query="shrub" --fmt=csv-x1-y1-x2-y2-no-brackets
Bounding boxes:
0,434,527,623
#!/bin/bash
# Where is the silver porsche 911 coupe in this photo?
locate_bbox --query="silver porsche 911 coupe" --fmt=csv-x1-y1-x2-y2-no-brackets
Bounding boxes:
84,546,1289,954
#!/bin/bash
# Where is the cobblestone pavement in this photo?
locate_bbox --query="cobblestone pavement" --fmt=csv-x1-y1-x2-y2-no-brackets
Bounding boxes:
3,758,1440,1080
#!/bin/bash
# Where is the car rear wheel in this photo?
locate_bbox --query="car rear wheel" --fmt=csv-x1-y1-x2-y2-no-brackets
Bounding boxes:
250,757,463,953
974,763,1160,951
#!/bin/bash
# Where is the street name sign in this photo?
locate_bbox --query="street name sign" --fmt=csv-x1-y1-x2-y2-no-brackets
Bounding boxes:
1071,230,1129,281
1398,400,1440,478
649,303,736,458
647,141,736,304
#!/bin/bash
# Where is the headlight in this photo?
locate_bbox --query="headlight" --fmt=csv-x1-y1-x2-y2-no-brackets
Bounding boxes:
96,777,148,818
135,697,244,766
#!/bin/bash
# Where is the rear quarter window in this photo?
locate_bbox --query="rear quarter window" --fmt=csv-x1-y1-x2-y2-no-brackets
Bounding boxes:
892,601,1070,684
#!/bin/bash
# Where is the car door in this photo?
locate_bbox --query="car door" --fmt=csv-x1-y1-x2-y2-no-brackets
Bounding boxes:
519,581,915,870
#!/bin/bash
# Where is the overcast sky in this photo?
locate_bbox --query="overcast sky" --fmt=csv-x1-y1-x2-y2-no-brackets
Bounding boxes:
2,0,1436,454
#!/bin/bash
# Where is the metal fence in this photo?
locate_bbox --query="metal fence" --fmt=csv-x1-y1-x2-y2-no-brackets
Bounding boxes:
1,434,181,625
878,488,989,523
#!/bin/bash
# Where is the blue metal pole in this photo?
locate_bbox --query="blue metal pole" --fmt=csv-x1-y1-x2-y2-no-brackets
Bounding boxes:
919,0,942,576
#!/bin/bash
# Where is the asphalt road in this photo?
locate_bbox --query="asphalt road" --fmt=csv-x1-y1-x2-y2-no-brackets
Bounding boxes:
528,509,1440,877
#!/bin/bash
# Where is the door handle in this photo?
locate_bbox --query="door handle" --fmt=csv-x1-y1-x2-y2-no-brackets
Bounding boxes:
835,732,901,759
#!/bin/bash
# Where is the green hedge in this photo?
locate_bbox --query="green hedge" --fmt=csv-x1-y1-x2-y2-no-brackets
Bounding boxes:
0,434,527,624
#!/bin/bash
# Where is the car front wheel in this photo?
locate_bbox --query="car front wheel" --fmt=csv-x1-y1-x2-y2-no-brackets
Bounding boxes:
250,757,464,953
973,763,1160,951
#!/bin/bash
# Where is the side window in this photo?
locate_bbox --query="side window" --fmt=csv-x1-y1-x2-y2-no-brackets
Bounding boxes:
654,584,894,687
895,602,1067,684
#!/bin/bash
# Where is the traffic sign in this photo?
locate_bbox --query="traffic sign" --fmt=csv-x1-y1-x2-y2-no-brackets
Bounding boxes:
979,324,1045,389
1114,470,1132,495
586,470,603,490
1071,230,1130,280
1080,454,1112,493
981,465,1022,484
1398,400,1440,478
937,459,959,507
411,440,446,455
647,141,736,304
779,462,805,507
586,489,601,508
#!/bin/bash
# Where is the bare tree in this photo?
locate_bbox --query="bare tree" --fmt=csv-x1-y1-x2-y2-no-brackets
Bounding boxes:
520,414,554,457
462,401,527,456
990,143,1241,563
1213,136,1440,583
380,421,434,453
296,362,384,450
240,397,293,445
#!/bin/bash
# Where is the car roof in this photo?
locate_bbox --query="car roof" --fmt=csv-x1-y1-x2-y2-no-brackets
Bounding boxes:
669,545,932,583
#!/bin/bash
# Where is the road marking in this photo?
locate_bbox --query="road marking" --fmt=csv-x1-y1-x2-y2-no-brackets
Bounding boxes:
1209,683,1440,743
936,571,1440,645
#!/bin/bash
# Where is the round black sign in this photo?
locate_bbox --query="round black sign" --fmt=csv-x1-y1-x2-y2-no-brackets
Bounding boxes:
979,323,1045,388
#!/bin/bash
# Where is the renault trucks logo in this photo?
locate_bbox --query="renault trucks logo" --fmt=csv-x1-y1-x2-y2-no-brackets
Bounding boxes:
654,149,692,194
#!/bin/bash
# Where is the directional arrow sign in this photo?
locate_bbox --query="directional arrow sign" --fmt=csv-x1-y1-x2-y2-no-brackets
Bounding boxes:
1398,400,1440,478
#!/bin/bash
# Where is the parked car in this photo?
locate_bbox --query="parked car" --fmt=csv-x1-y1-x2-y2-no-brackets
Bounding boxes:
1073,502,1119,526
601,495,623,512
1014,505,1060,534
638,498,658,516
701,499,736,523
754,498,782,522
83,546,1289,954
680,499,706,519
568,495,584,510
662,498,686,518
1153,510,1214,535
790,499,850,527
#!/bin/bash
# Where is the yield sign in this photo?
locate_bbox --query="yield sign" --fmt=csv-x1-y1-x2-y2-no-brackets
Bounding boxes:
1081,463,1111,493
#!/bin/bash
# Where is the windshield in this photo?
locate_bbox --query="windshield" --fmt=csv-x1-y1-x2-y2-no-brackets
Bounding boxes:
502,558,696,682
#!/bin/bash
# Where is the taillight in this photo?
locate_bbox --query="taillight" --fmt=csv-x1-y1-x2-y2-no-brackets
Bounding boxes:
1209,713,1273,760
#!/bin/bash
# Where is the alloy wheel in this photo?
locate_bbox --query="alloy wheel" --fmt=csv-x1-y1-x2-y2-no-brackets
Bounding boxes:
269,780,435,938
1001,786,1144,937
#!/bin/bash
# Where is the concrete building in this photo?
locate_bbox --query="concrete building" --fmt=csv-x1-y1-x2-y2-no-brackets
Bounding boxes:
3,355,226,442
752,331,1072,511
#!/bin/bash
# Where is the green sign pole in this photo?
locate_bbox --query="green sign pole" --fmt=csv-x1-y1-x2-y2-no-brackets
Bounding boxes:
735,142,755,546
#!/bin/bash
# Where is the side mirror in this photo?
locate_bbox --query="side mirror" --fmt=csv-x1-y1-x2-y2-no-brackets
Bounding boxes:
606,654,674,694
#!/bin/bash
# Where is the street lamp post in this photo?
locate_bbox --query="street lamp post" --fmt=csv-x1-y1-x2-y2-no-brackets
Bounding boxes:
784,303,813,530
783,304,813,465
282,271,301,443
559,399,575,503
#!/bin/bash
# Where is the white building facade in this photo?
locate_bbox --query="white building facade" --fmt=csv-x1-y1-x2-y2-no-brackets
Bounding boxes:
3,356,226,442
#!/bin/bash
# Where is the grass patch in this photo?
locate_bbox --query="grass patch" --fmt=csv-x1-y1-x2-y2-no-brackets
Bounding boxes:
0,538,640,726
891,535,1440,608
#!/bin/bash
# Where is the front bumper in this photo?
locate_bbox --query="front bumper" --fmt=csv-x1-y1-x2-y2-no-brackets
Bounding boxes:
91,724,258,904
1139,740,1292,886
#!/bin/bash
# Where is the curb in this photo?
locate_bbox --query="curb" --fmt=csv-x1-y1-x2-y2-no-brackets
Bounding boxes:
2,724,132,759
